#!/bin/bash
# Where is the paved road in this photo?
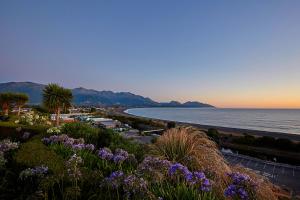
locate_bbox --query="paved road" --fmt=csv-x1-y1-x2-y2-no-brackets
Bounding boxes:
223,152,300,195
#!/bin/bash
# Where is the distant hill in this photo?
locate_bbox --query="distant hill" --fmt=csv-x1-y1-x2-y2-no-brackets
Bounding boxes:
0,82,214,108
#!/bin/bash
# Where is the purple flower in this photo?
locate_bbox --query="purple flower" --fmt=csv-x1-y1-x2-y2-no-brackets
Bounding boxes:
19,165,48,180
113,155,126,164
32,165,48,175
225,184,237,197
238,188,249,200
85,144,95,151
72,143,85,150
41,137,51,145
105,170,124,189
114,148,129,158
98,148,113,160
168,163,193,182
225,172,256,200
123,174,148,198
200,178,211,192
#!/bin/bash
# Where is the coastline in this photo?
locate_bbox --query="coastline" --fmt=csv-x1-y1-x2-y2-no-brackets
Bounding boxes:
121,108,300,141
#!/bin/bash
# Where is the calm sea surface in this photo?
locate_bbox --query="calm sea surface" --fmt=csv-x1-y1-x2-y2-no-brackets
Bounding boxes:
125,108,300,135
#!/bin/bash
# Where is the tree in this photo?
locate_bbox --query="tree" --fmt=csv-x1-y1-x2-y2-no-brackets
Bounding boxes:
43,84,73,126
0,93,14,115
13,93,29,116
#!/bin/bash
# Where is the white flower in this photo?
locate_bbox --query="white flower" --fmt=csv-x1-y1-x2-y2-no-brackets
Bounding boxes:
29,122,33,126
14,120,19,124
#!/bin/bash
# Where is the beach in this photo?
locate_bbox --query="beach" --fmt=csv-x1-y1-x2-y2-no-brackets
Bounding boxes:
120,109,300,142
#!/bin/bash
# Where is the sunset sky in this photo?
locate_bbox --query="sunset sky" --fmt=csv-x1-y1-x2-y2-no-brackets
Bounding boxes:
1,1,300,108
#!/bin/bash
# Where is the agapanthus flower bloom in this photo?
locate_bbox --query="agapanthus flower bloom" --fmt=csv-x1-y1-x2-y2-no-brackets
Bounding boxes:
104,170,124,189
0,139,19,152
123,174,148,198
98,148,114,160
66,154,83,180
169,163,193,181
113,155,127,164
84,144,95,151
22,132,31,139
224,172,256,200
19,165,48,180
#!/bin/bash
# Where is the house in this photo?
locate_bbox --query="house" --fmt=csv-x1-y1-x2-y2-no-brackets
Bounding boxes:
89,117,121,129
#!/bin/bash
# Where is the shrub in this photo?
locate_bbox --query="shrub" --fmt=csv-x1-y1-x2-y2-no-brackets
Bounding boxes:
16,111,50,126
61,122,100,145
167,121,176,129
150,127,232,197
206,128,220,144
275,138,293,150
14,137,65,175
108,135,145,162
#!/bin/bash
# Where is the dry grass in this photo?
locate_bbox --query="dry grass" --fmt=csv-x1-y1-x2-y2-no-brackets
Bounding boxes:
149,127,231,196
232,165,278,200
150,126,280,200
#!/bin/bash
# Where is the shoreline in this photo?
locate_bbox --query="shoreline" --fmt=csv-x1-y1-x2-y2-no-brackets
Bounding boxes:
122,109,300,141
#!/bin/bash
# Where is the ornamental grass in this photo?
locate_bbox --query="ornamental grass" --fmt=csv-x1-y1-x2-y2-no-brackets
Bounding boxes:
149,127,279,199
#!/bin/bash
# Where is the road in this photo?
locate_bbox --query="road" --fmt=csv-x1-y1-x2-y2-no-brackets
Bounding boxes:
223,152,300,196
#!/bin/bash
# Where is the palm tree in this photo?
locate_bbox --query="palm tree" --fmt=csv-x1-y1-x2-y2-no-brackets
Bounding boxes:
13,93,29,116
0,93,14,115
43,84,73,126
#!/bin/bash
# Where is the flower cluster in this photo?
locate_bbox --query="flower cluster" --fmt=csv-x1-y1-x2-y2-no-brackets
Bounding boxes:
123,174,148,199
0,139,19,152
42,134,95,152
16,111,49,126
19,165,49,180
137,156,171,180
104,170,124,189
22,132,31,140
168,163,211,192
66,154,83,181
103,171,150,199
98,147,114,160
47,126,61,135
0,139,19,167
98,148,136,165
224,172,257,200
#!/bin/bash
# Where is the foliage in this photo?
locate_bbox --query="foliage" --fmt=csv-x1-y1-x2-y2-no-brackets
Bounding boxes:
61,122,100,144
0,92,29,116
224,172,257,200
206,128,220,144
150,127,232,197
108,114,165,130
233,135,300,152
47,126,61,135
30,105,50,114
167,121,176,129
12,93,29,116
14,137,65,174
43,83,73,126
15,111,50,126
0,125,280,200
0,93,15,115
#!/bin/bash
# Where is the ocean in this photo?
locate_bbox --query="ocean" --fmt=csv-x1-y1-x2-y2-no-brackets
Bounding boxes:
125,107,300,135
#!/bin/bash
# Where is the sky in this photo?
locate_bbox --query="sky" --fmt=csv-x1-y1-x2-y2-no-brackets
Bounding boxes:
1,0,300,108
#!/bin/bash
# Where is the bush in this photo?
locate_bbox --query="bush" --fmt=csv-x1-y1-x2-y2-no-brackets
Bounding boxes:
167,121,176,129
275,138,293,150
206,128,220,144
149,127,231,197
108,133,145,162
14,137,65,175
61,122,100,145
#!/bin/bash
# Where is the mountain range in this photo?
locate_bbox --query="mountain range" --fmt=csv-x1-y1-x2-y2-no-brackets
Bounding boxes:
0,82,214,108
